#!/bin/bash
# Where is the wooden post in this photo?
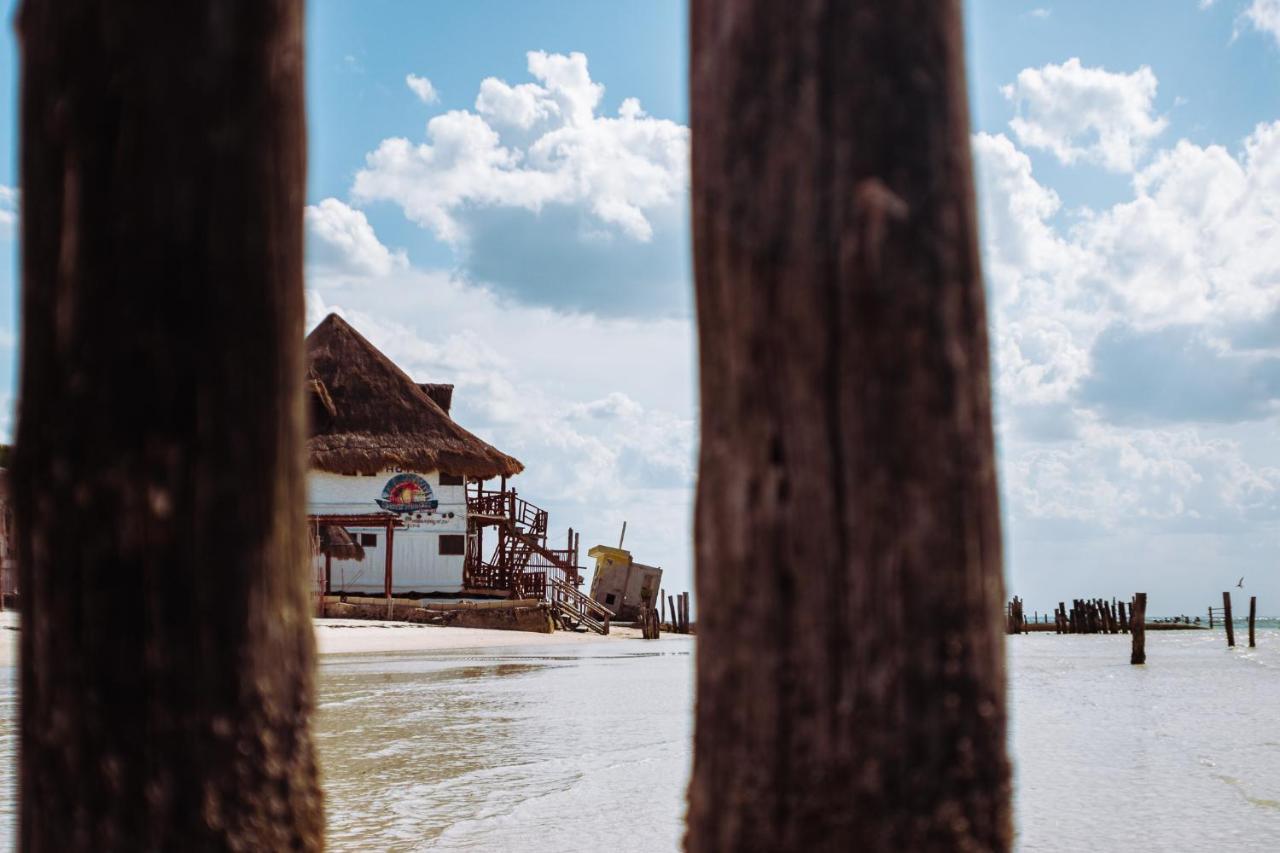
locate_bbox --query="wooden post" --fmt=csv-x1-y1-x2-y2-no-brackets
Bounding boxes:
1223,591,1235,648
1248,595,1256,649
385,520,396,619
660,589,666,626
668,594,677,632
13,0,322,846
1130,593,1147,665
687,0,1009,846
1208,606,1214,629
1118,600,1128,633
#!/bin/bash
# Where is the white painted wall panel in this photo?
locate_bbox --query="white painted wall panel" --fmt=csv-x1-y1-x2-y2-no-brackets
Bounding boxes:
310,468,468,594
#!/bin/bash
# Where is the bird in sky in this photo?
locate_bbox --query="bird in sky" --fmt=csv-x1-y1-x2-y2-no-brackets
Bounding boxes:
1237,577,1245,588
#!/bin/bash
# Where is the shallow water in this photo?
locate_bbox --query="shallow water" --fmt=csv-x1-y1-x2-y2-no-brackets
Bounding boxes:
0,627,1278,850
315,638,694,852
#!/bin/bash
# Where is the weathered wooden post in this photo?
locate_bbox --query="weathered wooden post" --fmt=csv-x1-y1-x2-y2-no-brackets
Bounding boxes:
1208,606,1214,629
1130,594,1147,665
13,0,322,847
1223,592,1235,648
668,594,677,632
687,0,1009,847
1248,596,1257,648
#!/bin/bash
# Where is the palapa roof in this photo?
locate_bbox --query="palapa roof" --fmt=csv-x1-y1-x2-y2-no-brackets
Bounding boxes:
305,313,523,479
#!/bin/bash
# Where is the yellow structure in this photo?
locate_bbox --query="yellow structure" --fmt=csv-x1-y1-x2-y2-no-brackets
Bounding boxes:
587,544,662,622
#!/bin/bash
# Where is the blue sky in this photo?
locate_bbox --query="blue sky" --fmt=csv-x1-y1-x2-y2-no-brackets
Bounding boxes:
1,1,1278,613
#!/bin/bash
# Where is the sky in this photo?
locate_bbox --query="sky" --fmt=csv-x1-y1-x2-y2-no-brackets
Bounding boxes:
0,1,1278,615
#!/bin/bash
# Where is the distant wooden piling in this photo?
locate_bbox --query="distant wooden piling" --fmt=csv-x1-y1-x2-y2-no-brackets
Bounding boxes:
1249,596,1257,648
668,594,677,632
1130,593,1147,665
1223,591,1235,648
1208,606,1214,629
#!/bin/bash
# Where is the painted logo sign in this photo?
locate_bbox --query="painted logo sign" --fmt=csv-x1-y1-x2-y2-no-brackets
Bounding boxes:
376,473,439,513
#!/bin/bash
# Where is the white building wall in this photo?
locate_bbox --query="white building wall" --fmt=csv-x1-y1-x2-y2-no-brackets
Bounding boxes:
309,468,469,595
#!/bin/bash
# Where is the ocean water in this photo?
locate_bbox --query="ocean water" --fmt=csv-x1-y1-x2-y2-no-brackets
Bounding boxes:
0,626,1278,850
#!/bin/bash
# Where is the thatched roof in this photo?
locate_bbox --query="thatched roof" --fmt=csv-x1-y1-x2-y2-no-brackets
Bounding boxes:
318,524,365,561
306,313,524,479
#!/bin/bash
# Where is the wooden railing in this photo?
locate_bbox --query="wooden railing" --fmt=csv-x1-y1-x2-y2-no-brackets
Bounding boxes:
549,577,613,634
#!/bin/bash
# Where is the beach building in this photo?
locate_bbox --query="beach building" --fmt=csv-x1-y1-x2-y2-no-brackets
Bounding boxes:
306,314,609,629
587,545,662,622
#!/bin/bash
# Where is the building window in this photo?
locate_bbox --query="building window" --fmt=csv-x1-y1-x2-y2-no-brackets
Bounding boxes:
360,533,378,548
605,593,617,606
439,534,465,555
439,472,464,486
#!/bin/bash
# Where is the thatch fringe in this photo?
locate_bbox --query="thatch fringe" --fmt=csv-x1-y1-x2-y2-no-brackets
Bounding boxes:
318,524,365,562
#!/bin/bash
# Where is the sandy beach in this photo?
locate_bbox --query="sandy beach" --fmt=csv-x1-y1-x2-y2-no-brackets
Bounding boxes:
0,613,650,667
314,618,647,655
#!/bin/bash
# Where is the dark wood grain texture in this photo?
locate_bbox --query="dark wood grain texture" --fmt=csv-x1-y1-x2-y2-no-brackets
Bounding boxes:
14,1,322,848
687,1,1010,849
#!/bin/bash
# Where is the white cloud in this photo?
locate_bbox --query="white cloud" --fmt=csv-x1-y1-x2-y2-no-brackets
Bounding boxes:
975,122,1280,567
406,73,439,104
304,197,407,277
353,51,690,316
1005,421,1279,526
976,122,1280,427
0,185,16,234
1241,1,1280,45
1001,58,1168,172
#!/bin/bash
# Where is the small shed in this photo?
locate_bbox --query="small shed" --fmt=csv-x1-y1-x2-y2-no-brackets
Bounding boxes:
587,545,662,622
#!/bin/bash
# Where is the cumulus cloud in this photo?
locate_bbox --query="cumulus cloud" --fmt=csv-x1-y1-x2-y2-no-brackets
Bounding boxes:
352,50,691,316
975,117,1280,556
405,73,439,104
1001,58,1168,171
975,122,1280,427
305,197,407,278
1240,0,1280,45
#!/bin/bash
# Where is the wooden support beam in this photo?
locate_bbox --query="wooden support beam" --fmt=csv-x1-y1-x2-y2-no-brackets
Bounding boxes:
1130,593,1147,665
687,2,1008,846
1223,591,1235,648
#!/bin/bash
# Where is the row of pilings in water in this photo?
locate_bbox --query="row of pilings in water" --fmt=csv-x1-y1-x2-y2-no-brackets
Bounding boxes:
1006,595,1145,634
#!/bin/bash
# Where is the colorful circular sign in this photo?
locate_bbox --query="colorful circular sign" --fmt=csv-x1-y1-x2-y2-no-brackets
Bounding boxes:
375,473,439,513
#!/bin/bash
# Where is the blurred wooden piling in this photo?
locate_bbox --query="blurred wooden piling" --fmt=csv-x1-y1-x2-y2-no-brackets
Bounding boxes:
1130,593,1147,665
1223,591,1235,648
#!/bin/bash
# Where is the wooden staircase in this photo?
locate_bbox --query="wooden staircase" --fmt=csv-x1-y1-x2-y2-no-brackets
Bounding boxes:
466,485,613,634
549,577,613,634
